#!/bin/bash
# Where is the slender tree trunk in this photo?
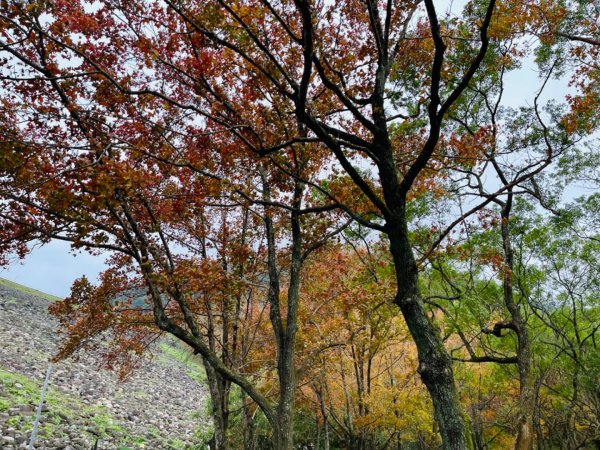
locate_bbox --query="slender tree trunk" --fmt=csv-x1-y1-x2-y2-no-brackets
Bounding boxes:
204,358,230,450
533,376,545,450
316,383,330,450
511,300,535,450
470,402,484,450
501,195,535,450
316,420,321,450
514,339,535,450
510,324,536,450
323,415,330,450
262,173,303,450
241,391,256,450
515,361,535,450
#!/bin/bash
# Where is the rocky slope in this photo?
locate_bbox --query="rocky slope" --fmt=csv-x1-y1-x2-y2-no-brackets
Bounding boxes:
0,280,209,450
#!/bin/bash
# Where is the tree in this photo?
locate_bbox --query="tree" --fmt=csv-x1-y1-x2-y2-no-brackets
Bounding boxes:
1,85,342,449
295,243,437,449
513,198,600,448
1,1,599,448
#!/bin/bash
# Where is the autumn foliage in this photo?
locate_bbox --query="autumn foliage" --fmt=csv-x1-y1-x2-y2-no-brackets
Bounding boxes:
1,0,599,449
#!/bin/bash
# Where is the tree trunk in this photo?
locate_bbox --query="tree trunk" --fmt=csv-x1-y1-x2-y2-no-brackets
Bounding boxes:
262,171,302,450
323,417,330,450
501,195,535,450
513,331,535,450
394,280,472,450
273,341,296,450
316,383,330,450
204,358,230,450
273,415,294,450
241,391,256,450
388,214,472,450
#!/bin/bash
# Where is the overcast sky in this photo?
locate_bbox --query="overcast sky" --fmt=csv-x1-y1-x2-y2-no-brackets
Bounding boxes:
0,241,107,297
0,2,577,298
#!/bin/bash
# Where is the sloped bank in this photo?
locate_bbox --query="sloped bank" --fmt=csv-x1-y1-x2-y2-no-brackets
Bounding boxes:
0,281,210,449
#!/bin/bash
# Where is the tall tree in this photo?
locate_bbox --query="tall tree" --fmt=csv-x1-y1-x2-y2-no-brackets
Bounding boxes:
1,1,598,448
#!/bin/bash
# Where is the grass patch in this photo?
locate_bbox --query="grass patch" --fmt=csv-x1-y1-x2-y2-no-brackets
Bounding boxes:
159,340,207,385
0,277,61,302
0,363,202,448
0,368,122,442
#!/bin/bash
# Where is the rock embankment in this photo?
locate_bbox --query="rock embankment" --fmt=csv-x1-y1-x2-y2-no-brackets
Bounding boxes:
0,282,209,449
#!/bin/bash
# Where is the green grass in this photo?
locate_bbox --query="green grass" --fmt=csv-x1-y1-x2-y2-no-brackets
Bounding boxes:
0,368,121,442
0,277,61,302
159,340,207,384
0,365,204,448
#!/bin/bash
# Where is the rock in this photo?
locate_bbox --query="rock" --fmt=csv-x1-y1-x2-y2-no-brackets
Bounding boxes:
0,282,209,449
17,405,34,414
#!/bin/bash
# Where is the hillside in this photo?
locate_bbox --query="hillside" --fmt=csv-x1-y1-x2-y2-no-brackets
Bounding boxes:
0,278,61,303
0,279,209,449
